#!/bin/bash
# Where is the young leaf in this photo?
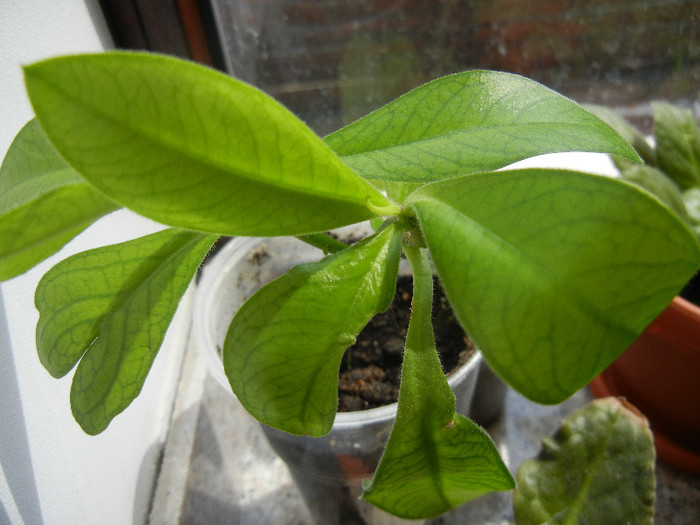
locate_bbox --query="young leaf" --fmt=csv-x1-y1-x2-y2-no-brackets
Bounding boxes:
23,52,393,236
363,246,514,519
653,102,700,190
0,119,118,280
617,163,689,223
326,71,641,184
35,229,217,434
683,187,700,239
224,224,402,436
408,169,700,404
585,104,657,165
513,397,655,525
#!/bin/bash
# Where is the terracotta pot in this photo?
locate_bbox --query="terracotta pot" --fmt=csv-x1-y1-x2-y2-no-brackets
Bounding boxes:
589,295,700,473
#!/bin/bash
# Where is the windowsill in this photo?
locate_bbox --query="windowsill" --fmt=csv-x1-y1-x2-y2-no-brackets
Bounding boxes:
150,336,700,524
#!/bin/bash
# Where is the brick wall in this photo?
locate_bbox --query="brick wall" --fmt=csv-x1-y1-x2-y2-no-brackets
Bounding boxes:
472,0,699,103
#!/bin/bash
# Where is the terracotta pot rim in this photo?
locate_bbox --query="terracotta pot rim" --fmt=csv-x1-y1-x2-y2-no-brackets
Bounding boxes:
670,294,700,322
589,377,700,473
646,295,700,364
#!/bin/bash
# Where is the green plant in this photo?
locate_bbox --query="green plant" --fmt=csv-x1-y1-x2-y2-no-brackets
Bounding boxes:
2,51,698,519
514,397,656,525
588,102,700,308
587,102,700,241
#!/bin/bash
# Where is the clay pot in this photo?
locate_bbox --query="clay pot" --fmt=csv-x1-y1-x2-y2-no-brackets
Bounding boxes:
589,295,700,473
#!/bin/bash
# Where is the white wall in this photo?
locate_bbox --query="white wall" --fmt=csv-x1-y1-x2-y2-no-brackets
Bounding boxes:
1,2,188,524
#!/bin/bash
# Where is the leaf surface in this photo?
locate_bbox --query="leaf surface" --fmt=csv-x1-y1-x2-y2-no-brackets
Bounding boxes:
585,104,656,165
616,163,689,222
326,71,641,184
513,397,655,525
408,169,700,403
35,229,217,434
224,224,402,436
683,187,700,239
363,246,514,519
0,119,118,280
653,102,700,190
24,52,391,236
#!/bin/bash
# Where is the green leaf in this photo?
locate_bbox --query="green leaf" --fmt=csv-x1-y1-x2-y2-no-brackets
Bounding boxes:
682,187,700,239
23,52,392,236
618,164,689,223
326,71,641,184
0,119,118,280
224,223,402,436
585,104,657,165
408,169,700,404
363,245,514,519
513,397,655,525
653,102,700,190
35,229,217,434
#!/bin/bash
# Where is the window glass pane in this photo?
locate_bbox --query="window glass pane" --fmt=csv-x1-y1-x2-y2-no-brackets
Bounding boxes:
210,0,699,134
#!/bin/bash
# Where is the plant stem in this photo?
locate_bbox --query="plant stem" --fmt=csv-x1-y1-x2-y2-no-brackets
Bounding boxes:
296,233,348,254
402,243,434,351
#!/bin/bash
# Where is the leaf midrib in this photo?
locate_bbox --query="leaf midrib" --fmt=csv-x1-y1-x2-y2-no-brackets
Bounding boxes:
562,408,621,524
74,232,210,413
411,194,639,383
337,121,596,161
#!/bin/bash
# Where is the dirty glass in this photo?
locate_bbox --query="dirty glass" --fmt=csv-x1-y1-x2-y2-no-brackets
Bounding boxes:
208,0,699,135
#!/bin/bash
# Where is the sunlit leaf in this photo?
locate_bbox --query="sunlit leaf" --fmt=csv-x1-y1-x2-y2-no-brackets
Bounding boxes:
618,163,689,222
24,52,392,236
224,224,402,436
408,169,700,403
0,119,118,280
585,104,656,165
35,229,217,434
363,246,514,519
327,71,641,184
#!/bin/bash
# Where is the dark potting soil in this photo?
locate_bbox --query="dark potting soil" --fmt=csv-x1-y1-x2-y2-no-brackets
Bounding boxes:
680,270,700,306
337,275,475,412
